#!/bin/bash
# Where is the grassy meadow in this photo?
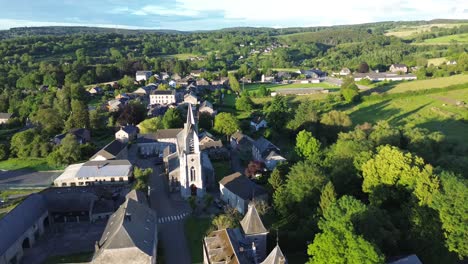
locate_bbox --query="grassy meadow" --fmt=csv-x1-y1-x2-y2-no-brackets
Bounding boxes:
0,158,63,171
385,23,468,38
369,75,468,94
244,82,339,93
423,33,468,44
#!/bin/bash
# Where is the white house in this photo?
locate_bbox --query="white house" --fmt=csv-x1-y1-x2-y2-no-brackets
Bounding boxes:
252,137,286,171
219,172,268,214
115,125,139,143
53,160,133,187
250,117,268,131
150,90,176,105
135,71,153,82
340,68,351,76
0,113,12,125
198,101,216,116
184,93,198,105
90,140,128,161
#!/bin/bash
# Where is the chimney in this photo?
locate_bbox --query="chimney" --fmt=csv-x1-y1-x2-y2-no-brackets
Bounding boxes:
125,213,132,222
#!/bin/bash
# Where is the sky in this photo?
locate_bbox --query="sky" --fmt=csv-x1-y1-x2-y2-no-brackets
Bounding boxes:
0,0,467,31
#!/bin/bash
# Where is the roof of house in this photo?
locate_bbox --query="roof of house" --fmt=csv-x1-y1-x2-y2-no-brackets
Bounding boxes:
155,128,184,139
0,113,12,119
200,140,223,150
260,244,287,264
151,90,175,95
391,63,407,68
93,198,157,262
219,172,267,201
55,160,133,181
0,194,48,255
388,255,422,264
240,203,268,235
251,116,266,125
231,131,253,144
91,140,128,160
203,229,240,264
120,125,139,135
253,137,279,156
136,71,152,75
125,190,148,205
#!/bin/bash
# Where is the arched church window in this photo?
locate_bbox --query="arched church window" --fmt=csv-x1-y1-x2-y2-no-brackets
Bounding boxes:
190,166,196,182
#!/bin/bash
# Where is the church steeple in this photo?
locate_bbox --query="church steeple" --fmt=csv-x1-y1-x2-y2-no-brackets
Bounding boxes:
183,103,199,154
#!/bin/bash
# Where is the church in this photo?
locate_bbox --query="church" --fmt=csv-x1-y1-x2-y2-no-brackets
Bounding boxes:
138,104,214,198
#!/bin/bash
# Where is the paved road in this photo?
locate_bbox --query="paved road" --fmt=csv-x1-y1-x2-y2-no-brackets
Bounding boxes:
129,145,192,264
0,170,61,188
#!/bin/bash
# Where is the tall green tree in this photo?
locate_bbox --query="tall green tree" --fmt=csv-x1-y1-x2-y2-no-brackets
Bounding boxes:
295,130,322,164
213,113,239,140
162,108,183,128
319,181,337,215
228,73,241,94
65,99,89,130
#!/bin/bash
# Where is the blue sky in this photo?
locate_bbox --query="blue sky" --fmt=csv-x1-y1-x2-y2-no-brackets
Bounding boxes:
0,0,466,31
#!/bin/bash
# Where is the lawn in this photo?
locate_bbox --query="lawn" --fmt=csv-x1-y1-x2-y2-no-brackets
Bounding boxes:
212,161,233,182
385,23,468,38
162,53,202,60
347,87,468,144
43,252,94,264
374,74,468,94
244,82,339,93
423,33,468,44
427,57,447,66
0,158,63,171
185,216,212,264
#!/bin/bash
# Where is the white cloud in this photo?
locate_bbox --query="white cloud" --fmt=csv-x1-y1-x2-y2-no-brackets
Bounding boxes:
0,18,158,30
131,5,200,17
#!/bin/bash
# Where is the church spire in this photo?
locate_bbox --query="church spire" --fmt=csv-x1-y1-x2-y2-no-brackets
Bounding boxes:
186,103,195,127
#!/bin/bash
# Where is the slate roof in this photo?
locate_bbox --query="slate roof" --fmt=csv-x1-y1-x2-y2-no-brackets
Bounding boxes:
151,90,175,95
125,190,148,205
203,229,240,264
219,173,267,201
260,244,287,264
91,140,127,160
391,63,407,68
388,255,422,264
136,71,152,75
55,160,133,182
0,194,47,255
121,125,139,134
200,100,213,110
93,198,157,262
200,140,223,150
240,203,268,235
0,113,12,119
253,137,279,157
231,132,253,144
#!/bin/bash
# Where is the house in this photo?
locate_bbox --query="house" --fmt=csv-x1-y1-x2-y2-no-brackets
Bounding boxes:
0,113,13,125
92,195,157,264
203,203,284,264
240,77,252,83
340,67,351,76
388,254,422,264
133,86,154,96
88,86,103,95
160,72,170,80
150,90,177,105
211,77,228,86
115,125,139,143
230,131,254,151
261,74,275,83
135,71,153,82
171,73,182,81
250,117,268,131
190,69,205,77
107,99,124,112
219,172,268,214
198,101,216,116
90,140,128,161
446,60,457,65
389,64,408,73
168,80,177,88
199,131,223,151
353,72,417,82
301,69,326,79
197,78,210,87
53,128,91,145
53,160,133,187
252,137,286,170
184,93,198,105
276,71,291,80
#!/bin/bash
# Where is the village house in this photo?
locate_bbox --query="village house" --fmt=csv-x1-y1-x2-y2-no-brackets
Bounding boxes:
171,73,182,81
190,69,205,77
115,125,139,143
53,160,133,187
184,93,198,105
230,131,254,151
197,78,210,87
203,203,287,264
252,137,286,170
92,193,157,264
340,67,351,76
90,140,128,161
0,113,12,125
261,74,275,83
88,86,103,95
150,90,177,105
389,64,408,73
160,72,170,80
219,172,268,214
240,76,252,83
250,116,268,131
107,99,125,112
300,69,327,79
198,100,216,116
211,77,229,87
135,71,153,82
133,86,154,96
353,72,417,82
276,71,291,80
53,128,91,145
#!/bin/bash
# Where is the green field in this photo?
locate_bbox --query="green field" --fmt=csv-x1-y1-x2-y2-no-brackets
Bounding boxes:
185,217,212,264
0,158,63,171
427,57,447,66
244,82,339,93
372,75,468,94
423,33,468,44
385,23,468,38
162,53,203,60
348,88,468,143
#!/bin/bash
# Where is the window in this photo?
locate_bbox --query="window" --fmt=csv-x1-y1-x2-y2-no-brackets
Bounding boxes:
119,177,124,182
79,182,84,186
111,177,115,182
190,167,196,182
62,183,67,187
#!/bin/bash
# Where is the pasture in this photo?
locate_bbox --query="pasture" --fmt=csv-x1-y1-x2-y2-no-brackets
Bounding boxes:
244,82,339,93
370,74,468,94
423,33,468,44
385,23,468,38
427,57,447,66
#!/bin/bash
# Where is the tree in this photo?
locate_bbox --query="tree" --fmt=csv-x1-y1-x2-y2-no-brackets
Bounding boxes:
369,121,401,147
138,117,163,134
134,167,153,192
228,73,241,94
362,145,439,206
295,130,322,164
162,108,183,128
0,143,8,160
65,99,89,130
341,77,360,103
119,75,135,89
265,96,291,131
10,129,35,158
157,83,170,90
235,95,254,111
214,113,239,140
89,110,104,130
212,214,237,230
320,110,352,142
117,101,147,126
268,166,285,191
319,181,337,215
198,112,213,130
357,62,370,73
431,172,468,259
287,101,319,131
56,134,81,164
31,108,64,135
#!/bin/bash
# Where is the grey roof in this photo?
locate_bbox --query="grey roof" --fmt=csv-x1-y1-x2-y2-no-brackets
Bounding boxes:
0,113,12,119
91,140,127,160
199,100,213,110
54,160,133,181
136,71,152,75
240,203,268,235
0,194,47,255
260,244,287,264
253,137,280,157
219,173,267,201
151,90,175,95
391,63,407,68
155,129,183,139
388,255,422,264
200,140,223,150
94,198,157,261
125,190,148,205
231,131,253,144
43,190,97,212
121,125,139,134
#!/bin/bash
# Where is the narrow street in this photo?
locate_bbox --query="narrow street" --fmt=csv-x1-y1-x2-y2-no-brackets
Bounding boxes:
129,146,192,264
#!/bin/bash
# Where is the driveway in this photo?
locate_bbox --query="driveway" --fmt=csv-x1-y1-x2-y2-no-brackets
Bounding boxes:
129,145,192,264
0,170,61,188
